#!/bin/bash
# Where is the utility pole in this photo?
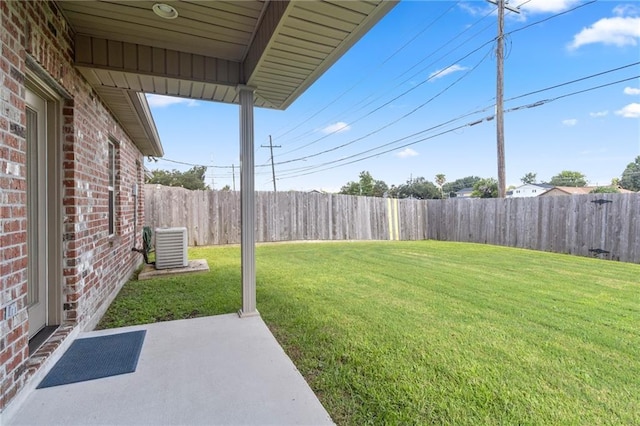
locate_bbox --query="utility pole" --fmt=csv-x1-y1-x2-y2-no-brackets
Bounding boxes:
487,0,519,198
261,135,281,192
232,164,236,191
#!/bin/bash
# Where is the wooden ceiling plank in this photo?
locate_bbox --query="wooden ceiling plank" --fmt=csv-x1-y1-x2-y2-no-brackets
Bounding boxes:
179,52,192,79
152,48,166,75
190,81,206,99
294,2,365,26
253,72,303,86
259,64,307,79
178,81,192,97
123,43,137,70
275,34,335,54
110,71,130,89
107,40,123,68
94,69,115,87
261,57,316,72
139,75,155,92
69,22,244,60
192,55,204,81
267,49,323,66
167,78,180,96
165,50,180,77
61,6,253,45
91,37,108,66
152,76,167,93
280,26,341,48
124,73,143,92
286,16,350,40
137,45,152,73
325,0,378,15
271,42,327,60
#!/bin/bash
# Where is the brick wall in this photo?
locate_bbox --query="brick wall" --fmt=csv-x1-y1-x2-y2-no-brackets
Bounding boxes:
0,1,146,410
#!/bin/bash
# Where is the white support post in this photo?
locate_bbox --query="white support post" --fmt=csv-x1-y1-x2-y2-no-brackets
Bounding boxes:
238,85,258,317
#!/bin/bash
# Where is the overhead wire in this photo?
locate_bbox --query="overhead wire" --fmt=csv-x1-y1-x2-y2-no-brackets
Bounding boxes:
275,5,497,152
273,0,600,164
270,39,497,164
276,74,639,180
271,45,495,167
269,1,464,145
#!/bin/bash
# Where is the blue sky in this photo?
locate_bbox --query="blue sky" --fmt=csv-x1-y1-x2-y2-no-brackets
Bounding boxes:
146,0,640,192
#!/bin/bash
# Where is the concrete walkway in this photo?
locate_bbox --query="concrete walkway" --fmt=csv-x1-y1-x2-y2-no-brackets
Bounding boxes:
6,314,333,425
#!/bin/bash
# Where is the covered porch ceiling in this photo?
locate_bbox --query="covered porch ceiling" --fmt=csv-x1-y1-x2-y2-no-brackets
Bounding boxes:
57,0,397,156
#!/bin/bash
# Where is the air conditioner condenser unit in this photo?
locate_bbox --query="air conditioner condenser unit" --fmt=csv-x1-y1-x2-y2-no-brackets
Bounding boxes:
155,227,188,270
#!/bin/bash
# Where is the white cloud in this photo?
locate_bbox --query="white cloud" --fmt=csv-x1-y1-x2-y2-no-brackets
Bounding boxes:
523,0,581,14
613,4,640,17
624,87,640,95
321,122,351,134
460,0,579,21
589,111,609,118
615,103,640,118
146,94,199,108
395,148,419,158
568,16,640,50
429,64,468,81
562,118,578,126
458,2,491,17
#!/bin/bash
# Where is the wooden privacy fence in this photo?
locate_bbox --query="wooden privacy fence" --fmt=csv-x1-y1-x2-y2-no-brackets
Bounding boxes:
144,184,640,263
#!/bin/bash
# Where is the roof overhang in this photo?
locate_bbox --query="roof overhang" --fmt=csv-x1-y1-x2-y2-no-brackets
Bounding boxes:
57,1,398,156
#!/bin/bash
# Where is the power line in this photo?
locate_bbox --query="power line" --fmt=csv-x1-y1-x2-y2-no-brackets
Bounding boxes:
276,74,639,181
151,63,638,176
270,1,464,145
275,6,498,152
274,0,599,164
272,41,496,164
275,0,598,157
507,0,598,36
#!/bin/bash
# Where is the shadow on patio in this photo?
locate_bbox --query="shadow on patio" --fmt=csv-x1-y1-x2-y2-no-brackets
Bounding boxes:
7,314,333,425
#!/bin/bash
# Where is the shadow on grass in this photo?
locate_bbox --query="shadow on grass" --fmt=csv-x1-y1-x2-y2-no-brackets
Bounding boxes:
96,263,242,330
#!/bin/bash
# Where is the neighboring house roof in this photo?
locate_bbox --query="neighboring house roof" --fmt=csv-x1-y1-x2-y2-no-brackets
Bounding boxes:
542,186,634,195
57,1,397,155
455,187,474,197
508,183,554,197
537,183,555,189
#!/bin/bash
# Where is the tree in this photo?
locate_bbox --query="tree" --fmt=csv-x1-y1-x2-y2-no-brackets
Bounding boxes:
389,176,441,199
339,171,388,197
520,172,537,185
146,166,209,190
221,185,231,191
549,170,587,187
390,177,441,200
590,186,619,194
435,174,446,198
471,178,498,198
442,176,482,197
619,156,640,191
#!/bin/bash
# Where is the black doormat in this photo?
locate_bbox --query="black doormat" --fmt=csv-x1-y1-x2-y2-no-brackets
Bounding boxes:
37,330,146,389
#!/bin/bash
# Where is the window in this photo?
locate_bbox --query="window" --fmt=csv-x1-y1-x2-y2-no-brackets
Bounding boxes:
108,140,116,236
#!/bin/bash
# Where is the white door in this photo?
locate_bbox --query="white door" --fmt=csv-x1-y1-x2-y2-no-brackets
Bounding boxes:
26,88,48,338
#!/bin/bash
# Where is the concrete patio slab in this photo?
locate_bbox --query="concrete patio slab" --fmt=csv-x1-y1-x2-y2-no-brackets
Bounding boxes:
6,314,333,425
138,259,209,280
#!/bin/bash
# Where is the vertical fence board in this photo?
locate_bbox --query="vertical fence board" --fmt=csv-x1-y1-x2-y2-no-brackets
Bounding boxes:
144,185,639,263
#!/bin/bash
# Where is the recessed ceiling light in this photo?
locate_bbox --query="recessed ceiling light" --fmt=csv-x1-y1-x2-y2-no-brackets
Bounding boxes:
152,3,178,19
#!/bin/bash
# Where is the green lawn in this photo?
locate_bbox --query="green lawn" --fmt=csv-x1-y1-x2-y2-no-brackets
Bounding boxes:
99,241,640,425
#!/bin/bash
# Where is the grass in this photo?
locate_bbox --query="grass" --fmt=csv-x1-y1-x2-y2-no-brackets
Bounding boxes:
98,241,640,425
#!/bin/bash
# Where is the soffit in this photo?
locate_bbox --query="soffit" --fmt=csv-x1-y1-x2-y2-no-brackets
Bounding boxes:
57,0,397,153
